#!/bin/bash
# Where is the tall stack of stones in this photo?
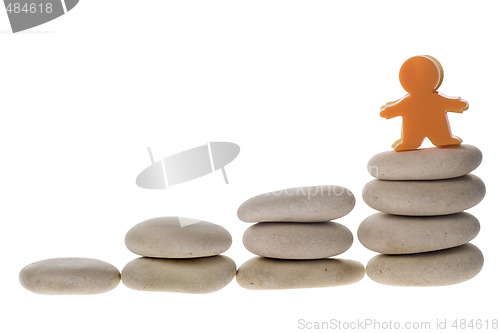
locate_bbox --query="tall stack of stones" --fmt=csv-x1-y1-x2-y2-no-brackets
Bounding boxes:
236,185,365,290
122,216,236,293
359,144,485,286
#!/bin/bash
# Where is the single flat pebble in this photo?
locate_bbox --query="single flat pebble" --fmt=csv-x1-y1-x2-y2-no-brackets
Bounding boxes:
358,212,480,254
125,217,232,258
121,255,236,293
236,257,364,290
367,144,482,180
362,174,485,216
237,185,355,222
366,243,483,286
19,258,121,295
243,222,353,259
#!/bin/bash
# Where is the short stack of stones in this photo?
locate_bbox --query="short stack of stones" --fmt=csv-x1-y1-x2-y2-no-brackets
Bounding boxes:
359,144,485,286
122,216,236,293
236,185,365,290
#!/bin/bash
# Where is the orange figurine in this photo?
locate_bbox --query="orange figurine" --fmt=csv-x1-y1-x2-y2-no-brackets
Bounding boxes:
380,55,469,152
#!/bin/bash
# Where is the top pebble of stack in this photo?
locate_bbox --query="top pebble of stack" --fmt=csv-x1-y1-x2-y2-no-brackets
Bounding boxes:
367,144,482,180
125,217,232,258
237,185,355,222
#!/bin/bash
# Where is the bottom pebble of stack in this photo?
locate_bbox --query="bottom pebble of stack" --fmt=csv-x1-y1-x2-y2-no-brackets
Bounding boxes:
236,257,365,290
366,243,483,286
122,255,236,293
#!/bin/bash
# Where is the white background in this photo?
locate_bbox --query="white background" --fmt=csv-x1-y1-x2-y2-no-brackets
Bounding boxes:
1,1,499,332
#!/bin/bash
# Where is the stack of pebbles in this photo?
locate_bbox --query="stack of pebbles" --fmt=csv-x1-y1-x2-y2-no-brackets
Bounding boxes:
359,144,485,286
236,185,365,290
122,216,236,293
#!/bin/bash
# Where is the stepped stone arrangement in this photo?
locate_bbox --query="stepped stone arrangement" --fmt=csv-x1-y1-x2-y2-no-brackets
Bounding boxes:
18,146,487,293
122,216,236,293
359,144,485,286
236,185,365,290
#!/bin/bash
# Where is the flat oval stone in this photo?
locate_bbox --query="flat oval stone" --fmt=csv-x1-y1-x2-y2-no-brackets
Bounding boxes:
237,185,355,222
125,217,232,258
121,255,236,293
367,144,482,180
236,257,364,290
358,212,480,254
19,258,121,295
362,174,485,216
366,243,483,286
243,222,353,259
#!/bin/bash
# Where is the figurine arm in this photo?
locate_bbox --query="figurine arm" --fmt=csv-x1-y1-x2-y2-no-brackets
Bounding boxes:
380,97,406,119
439,94,469,113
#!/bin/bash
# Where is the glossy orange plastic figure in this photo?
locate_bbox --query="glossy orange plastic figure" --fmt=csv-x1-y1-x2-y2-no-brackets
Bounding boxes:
380,55,468,152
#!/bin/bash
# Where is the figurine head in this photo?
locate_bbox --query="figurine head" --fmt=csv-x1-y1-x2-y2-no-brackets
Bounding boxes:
399,55,444,94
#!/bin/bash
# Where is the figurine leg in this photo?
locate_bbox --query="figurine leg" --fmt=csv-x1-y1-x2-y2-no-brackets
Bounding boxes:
391,138,402,149
429,134,462,147
393,135,424,151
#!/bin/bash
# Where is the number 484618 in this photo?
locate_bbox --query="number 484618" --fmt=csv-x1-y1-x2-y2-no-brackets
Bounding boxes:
452,319,498,330
6,3,53,14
